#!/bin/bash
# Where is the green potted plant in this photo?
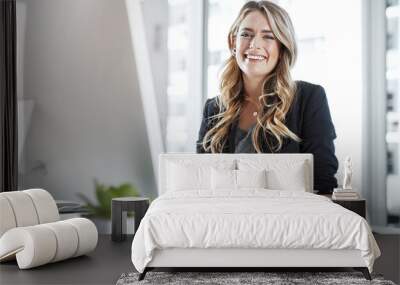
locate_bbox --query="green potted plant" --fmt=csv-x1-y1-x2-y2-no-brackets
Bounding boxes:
77,179,140,234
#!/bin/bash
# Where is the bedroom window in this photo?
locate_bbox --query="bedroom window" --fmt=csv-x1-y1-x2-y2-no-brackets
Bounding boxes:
386,0,400,226
166,0,204,152
206,0,247,99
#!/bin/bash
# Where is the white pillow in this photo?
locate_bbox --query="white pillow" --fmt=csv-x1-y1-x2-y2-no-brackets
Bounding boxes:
237,159,309,191
266,166,306,191
166,160,235,191
167,162,209,191
211,168,267,190
211,168,236,190
236,169,267,189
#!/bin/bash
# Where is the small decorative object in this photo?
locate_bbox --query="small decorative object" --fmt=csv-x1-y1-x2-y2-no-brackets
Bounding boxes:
333,156,359,200
342,156,353,190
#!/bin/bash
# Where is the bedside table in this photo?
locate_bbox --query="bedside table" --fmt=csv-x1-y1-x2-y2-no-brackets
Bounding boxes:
321,194,366,218
333,199,366,218
111,197,150,242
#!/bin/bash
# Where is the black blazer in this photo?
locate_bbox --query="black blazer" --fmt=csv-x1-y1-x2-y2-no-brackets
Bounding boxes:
196,80,338,194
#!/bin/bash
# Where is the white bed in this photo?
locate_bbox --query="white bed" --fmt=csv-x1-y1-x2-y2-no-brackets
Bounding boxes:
131,154,380,280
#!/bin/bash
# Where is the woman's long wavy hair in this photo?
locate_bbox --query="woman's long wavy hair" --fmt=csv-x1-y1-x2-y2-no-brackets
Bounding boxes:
202,0,301,153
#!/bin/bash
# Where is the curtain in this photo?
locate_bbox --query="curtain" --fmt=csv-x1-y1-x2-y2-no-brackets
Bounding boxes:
0,0,18,192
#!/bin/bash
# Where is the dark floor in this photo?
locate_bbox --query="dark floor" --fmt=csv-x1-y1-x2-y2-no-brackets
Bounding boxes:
0,234,399,285
373,233,400,284
0,235,134,285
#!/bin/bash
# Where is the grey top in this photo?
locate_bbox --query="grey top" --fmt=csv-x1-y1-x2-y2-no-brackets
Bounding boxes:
234,124,256,153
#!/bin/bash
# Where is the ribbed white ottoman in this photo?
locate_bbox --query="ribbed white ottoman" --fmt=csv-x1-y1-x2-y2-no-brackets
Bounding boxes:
0,189,98,269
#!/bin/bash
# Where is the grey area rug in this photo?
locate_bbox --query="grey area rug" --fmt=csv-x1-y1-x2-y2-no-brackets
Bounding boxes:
116,272,396,285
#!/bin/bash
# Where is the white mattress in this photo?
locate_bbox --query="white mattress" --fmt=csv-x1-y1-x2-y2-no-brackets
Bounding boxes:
131,190,380,273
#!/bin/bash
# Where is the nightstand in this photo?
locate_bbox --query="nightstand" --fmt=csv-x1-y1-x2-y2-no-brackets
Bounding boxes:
333,199,366,218
111,197,150,242
321,194,366,218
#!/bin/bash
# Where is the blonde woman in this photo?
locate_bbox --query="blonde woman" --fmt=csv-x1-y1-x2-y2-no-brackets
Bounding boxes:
196,1,338,194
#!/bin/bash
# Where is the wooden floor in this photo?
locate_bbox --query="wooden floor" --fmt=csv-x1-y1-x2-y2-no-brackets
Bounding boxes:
0,234,399,285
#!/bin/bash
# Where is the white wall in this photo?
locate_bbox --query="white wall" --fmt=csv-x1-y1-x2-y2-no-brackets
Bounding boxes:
19,0,157,201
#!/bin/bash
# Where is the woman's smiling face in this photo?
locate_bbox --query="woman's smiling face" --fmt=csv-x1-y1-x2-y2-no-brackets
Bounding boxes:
234,10,280,80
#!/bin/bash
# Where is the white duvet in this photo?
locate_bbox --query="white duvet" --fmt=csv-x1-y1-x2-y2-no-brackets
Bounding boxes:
131,190,380,273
